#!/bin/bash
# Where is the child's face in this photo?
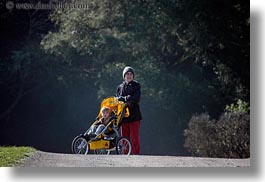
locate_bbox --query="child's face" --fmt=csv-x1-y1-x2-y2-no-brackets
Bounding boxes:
102,110,110,118
124,71,134,83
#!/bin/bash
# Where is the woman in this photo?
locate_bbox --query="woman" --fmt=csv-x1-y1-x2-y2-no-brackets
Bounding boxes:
116,66,142,155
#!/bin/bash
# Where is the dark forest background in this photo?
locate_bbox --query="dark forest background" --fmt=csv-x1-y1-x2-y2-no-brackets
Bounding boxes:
0,0,249,157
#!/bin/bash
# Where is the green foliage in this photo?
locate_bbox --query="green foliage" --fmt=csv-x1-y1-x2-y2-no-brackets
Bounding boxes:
225,99,250,113
0,146,36,166
184,112,250,158
41,0,249,111
96,62,127,99
0,42,55,116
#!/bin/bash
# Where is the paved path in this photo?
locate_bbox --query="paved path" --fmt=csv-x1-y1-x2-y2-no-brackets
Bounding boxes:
19,151,250,167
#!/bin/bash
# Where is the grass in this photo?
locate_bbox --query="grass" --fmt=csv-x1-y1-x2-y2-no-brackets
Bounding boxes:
0,146,36,167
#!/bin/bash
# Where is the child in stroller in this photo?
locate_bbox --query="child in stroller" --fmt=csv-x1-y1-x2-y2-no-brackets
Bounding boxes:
87,106,113,138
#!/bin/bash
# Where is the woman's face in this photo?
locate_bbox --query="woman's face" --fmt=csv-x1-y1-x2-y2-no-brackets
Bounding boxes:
124,71,134,83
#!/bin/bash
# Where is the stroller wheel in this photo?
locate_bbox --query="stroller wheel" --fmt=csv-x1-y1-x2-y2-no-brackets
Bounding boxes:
71,135,90,155
116,137,132,155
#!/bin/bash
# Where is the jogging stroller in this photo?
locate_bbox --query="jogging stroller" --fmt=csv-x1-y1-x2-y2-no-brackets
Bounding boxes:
71,97,132,155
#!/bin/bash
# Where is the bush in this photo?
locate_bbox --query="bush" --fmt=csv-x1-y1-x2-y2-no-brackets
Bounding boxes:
184,112,250,158
225,99,250,113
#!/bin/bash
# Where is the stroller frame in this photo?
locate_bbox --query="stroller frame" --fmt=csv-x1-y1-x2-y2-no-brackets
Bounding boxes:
71,97,132,155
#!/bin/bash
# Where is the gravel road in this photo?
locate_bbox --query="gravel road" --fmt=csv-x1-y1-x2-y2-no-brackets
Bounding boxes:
19,151,250,167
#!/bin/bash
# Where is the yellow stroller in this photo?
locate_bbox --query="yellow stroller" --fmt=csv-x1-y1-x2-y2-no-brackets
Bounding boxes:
71,97,132,155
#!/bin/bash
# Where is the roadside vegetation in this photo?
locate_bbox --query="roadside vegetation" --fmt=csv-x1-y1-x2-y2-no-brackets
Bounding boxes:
184,99,250,158
0,146,36,167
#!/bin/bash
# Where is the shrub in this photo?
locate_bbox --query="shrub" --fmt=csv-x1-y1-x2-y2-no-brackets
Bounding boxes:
225,99,250,113
184,112,250,158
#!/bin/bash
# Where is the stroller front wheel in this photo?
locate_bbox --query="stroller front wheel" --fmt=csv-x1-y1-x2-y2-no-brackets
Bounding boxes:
116,137,132,155
71,135,90,155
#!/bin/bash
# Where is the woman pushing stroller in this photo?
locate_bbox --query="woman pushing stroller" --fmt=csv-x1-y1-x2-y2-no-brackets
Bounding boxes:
116,66,142,155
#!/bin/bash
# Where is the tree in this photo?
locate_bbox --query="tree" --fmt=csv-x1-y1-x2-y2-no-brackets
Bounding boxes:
0,6,54,121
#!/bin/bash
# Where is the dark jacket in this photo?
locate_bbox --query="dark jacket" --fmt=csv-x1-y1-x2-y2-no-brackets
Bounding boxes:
116,80,142,123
